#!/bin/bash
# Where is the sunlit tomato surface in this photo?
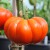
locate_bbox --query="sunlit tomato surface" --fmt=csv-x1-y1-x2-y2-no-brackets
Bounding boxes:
4,17,48,45
4,17,18,40
0,8,13,30
33,17,48,43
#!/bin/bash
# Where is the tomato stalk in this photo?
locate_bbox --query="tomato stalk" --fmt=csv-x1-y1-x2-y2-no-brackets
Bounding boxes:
16,0,29,19
16,0,23,17
33,0,36,17
24,9,29,19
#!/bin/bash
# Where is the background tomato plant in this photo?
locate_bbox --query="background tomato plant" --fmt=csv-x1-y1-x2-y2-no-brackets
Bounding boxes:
0,0,13,35
0,8,13,30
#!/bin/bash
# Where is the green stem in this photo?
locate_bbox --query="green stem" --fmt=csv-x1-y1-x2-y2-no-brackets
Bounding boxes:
16,0,29,19
16,0,23,17
47,0,49,10
16,0,19,16
34,0,36,16
24,9,29,19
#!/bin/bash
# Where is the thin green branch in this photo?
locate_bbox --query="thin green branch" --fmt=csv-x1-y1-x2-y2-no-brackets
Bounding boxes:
34,0,36,16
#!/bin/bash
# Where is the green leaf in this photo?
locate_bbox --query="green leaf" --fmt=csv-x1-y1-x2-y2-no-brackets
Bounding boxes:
1,0,9,3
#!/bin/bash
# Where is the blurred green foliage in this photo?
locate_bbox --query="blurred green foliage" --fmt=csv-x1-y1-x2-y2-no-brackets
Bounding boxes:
0,0,13,12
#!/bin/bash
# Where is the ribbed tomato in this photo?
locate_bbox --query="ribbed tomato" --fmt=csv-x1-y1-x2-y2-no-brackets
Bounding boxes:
16,20,32,44
0,8,13,30
4,17,18,39
33,17,48,43
4,17,48,45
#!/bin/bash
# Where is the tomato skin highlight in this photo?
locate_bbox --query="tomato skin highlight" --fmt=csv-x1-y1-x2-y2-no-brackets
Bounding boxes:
4,17,22,40
4,17,17,39
16,20,32,44
7,17,23,43
33,17,48,42
0,8,13,30
28,19,42,43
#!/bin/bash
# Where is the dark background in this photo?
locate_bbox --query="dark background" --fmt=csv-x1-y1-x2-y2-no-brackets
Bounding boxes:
0,38,50,50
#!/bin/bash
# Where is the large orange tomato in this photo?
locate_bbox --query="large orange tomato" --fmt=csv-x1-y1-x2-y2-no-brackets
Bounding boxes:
0,8,13,30
4,17,48,45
